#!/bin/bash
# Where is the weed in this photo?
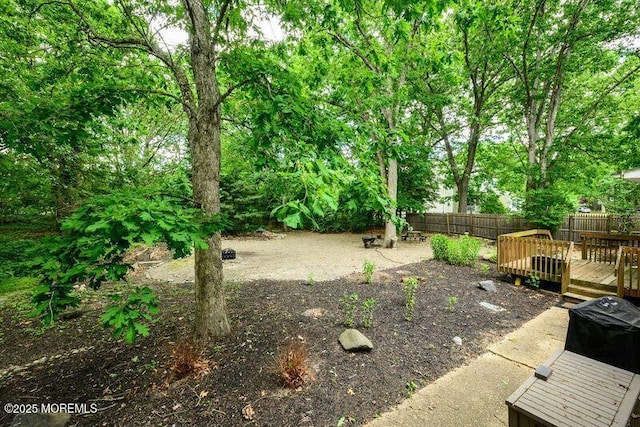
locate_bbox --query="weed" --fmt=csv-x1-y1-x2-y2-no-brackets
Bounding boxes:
276,341,313,389
447,296,458,312
341,293,359,327
479,263,490,276
307,273,315,287
361,298,377,328
170,339,211,380
406,380,418,398
488,249,498,263
430,234,448,261
362,260,375,284
403,277,419,321
525,275,540,289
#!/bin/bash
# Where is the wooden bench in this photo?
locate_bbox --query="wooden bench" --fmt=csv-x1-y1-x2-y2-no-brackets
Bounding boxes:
506,349,640,427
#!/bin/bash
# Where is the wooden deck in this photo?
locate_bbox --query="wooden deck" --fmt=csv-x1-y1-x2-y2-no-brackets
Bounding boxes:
497,230,640,302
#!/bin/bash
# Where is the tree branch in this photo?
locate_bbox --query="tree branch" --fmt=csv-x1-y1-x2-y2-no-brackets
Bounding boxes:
328,30,380,74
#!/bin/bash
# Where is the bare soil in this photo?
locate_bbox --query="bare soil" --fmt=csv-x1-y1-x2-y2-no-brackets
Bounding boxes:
0,232,558,426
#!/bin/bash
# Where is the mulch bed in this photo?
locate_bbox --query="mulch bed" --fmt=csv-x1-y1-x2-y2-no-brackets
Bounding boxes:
0,260,559,426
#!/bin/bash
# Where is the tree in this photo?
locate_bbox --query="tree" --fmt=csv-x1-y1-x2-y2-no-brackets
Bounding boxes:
500,0,640,194
31,0,275,342
295,0,445,246
419,1,510,213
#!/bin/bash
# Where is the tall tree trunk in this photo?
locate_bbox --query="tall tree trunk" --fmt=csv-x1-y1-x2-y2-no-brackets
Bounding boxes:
186,0,230,341
189,117,230,341
384,157,398,248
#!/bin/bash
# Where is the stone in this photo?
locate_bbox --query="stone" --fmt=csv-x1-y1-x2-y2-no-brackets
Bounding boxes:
453,336,463,346
339,329,373,351
478,280,497,292
11,413,70,427
479,301,506,312
302,308,325,319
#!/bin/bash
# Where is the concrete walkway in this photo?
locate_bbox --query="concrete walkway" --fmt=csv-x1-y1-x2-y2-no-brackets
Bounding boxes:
368,306,569,427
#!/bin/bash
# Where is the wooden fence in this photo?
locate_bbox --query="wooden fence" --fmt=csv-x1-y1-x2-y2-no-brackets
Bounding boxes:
405,213,640,243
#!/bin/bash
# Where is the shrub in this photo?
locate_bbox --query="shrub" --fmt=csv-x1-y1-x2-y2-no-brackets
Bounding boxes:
403,277,419,321
341,293,359,327
361,298,377,328
362,260,375,284
445,235,481,267
170,339,211,380
276,341,312,389
430,234,448,261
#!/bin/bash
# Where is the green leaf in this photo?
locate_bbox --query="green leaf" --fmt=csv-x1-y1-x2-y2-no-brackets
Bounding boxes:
283,212,302,228
133,322,149,337
124,325,136,344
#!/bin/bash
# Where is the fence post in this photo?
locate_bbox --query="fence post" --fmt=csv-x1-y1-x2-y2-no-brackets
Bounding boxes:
495,215,499,240
568,215,574,243
423,213,428,233
446,214,451,235
469,213,474,236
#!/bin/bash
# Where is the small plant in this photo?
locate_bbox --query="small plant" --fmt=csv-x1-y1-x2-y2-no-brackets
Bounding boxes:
488,249,498,263
307,273,315,286
361,298,377,328
406,380,418,398
403,277,419,321
170,339,211,380
276,341,313,389
362,260,375,284
479,263,490,276
525,275,540,289
341,293,359,327
447,296,458,312
430,234,448,261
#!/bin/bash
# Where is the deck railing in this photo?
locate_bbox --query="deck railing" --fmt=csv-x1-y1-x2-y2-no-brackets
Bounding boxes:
497,230,574,289
581,232,640,264
616,246,640,298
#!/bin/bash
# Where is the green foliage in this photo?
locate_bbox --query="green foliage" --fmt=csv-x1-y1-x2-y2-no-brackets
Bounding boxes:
479,193,507,214
361,298,377,328
341,293,359,328
479,263,490,276
307,273,315,287
362,260,375,284
525,275,540,289
447,296,458,312
445,235,482,267
406,380,418,398
430,234,449,261
523,187,576,232
28,189,225,341
100,287,159,344
403,277,419,321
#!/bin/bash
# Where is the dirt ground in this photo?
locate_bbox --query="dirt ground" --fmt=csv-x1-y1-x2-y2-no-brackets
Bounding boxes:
147,231,447,283
1,232,554,427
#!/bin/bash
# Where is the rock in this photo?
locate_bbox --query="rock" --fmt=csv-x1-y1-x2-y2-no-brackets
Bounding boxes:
479,301,506,312
453,336,463,346
11,413,70,427
478,280,497,292
339,329,373,351
302,308,325,319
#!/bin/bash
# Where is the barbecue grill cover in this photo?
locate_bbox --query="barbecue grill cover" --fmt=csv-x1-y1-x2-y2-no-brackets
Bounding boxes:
565,296,640,373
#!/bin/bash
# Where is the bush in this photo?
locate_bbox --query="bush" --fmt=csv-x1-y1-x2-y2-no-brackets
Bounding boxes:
430,234,448,261
445,235,482,267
